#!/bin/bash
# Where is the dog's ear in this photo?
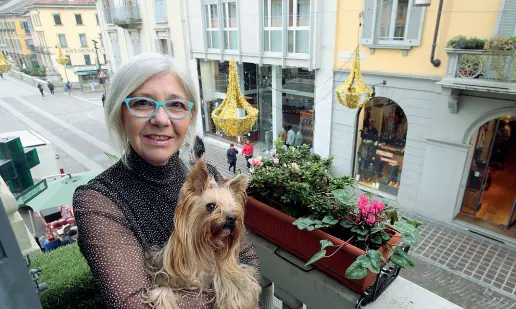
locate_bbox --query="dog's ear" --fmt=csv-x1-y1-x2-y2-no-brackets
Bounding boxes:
187,160,210,195
227,173,249,196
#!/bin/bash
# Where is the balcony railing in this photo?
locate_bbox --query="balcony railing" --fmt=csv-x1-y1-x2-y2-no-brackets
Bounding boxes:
107,5,142,29
445,48,516,83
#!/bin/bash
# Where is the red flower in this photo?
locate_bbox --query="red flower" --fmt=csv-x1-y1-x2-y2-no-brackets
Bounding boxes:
366,214,376,225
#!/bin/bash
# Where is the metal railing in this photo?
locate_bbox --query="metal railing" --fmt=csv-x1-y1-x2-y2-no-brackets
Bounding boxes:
107,5,142,25
445,48,516,83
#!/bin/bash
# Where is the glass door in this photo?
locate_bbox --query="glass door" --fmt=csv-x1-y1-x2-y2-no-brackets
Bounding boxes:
461,120,499,215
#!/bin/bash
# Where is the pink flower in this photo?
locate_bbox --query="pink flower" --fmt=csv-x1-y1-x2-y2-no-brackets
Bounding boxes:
249,157,263,167
366,213,376,225
291,163,300,170
371,200,385,213
358,195,369,210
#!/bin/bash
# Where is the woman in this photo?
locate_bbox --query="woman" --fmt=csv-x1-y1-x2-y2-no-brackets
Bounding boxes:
242,138,254,171
73,53,260,309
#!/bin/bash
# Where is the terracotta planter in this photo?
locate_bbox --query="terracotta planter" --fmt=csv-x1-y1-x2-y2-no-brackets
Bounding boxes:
245,196,399,293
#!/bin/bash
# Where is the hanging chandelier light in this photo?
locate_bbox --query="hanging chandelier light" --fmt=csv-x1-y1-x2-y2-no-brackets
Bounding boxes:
0,52,12,73
211,60,259,136
55,46,69,66
335,48,372,109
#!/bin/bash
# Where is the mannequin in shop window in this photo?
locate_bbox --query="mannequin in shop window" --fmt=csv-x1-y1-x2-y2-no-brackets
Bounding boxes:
294,127,304,148
358,139,377,180
280,126,288,144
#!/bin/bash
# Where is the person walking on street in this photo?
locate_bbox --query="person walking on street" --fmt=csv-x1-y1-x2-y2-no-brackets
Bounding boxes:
102,92,106,107
37,83,44,97
47,81,55,95
0,72,3,79
242,138,254,172
227,143,238,173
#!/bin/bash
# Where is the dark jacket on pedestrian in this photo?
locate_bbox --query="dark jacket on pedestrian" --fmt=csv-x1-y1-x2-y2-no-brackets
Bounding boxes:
48,82,54,90
227,148,238,163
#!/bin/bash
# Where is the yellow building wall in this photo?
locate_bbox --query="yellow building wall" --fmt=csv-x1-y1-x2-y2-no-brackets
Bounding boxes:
334,0,502,77
30,6,102,83
2,17,31,55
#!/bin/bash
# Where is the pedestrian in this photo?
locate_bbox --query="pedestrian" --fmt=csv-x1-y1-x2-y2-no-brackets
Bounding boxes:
66,81,71,92
47,81,54,95
242,138,254,172
102,92,106,107
227,143,238,173
0,72,3,79
189,135,227,184
37,83,44,97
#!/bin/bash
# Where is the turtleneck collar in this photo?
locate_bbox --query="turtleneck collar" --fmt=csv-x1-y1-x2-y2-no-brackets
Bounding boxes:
125,146,184,184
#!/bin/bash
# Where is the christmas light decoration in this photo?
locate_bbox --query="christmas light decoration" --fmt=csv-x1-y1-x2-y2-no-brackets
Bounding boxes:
211,60,259,136
0,52,12,72
335,48,372,109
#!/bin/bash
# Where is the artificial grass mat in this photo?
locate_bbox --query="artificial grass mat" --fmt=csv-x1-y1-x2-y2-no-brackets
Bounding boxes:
30,244,106,309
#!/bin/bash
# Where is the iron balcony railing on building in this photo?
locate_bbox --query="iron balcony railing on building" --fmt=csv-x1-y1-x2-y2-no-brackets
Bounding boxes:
108,5,142,29
445,48,516,83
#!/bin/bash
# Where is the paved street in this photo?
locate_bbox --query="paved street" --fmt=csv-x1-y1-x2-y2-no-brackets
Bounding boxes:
0,73,515,308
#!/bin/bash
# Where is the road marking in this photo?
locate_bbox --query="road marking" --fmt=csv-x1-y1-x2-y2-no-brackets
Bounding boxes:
12,96,117,154
71,94,103,107
0,98,103,171
87,110,105,123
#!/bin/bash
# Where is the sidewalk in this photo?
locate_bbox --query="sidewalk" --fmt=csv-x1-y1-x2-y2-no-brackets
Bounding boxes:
202,137,516,309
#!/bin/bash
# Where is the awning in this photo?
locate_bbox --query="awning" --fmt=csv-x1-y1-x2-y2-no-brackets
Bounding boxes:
75,70,98,76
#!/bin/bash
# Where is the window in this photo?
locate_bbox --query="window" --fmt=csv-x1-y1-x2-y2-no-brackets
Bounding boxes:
53,14,62,25
84,54,91,65
58,34,67,47
75,14,83,25
132,37,141,55
288,0,310,54
110,37,121,70
361,0,425,50
354,98,407,196
222,2,238,50
79,34,87,47
156,38,173,57
95,13,99,25
155,0,167,21
263,0,282,52
205,4,220,49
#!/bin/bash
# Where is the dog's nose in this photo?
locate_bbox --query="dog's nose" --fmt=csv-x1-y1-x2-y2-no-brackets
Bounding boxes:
226,215,236,227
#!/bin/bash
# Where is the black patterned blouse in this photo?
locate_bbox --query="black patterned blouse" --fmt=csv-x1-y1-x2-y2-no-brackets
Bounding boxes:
73,147,260,309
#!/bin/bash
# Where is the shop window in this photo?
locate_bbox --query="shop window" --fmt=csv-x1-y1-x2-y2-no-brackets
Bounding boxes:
354,98,407,196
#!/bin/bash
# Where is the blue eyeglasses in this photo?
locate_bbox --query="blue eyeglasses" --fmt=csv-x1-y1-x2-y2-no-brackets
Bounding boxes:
123,97,194,120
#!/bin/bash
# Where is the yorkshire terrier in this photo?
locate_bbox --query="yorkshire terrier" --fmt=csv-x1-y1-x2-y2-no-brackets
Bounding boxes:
143,161,261,309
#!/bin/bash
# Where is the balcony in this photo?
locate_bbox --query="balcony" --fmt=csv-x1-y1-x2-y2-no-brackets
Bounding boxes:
439,48,516,96
108,5,142,29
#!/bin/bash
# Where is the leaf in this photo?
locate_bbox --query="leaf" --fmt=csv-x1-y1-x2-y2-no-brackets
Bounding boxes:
401,232,419,246
305,249,327,266
390,247,416,269
352,226,367,236
382,233,391,241
393,221,416,235
402,216,424,229
322,215,338,225
320,239,333,250
366,250,382,274
340,220,353,229
370,223,387,234
293,217,317,230
371,235,382,244
307,226,315,231
345,260,368,280
357,235,366,241
314,224,326,229
332,188,354,205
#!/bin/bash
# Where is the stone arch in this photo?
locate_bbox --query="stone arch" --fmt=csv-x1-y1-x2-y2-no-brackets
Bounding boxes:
462,107,516,144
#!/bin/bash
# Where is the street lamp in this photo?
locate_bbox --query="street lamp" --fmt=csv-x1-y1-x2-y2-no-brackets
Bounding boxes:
55,45,70,95
92,39,106,93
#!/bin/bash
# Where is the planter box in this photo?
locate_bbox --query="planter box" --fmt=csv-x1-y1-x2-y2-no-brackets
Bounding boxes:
245,196,399,293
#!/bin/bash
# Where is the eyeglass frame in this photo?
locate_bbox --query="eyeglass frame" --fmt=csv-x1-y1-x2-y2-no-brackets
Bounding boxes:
123,96,194,120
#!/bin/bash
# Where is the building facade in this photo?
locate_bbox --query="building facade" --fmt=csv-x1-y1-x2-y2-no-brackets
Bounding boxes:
28,0,107,90
0,0,37,70
186,0,337,155
331,0,516,242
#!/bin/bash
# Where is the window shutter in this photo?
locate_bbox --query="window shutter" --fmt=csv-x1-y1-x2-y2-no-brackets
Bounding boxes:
155,39,161,54
496,0,516,36
167,39,174,58
404,4,425,46
361,0,376,45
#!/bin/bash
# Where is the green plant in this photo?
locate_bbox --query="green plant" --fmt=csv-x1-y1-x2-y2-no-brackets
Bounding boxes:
104,152,120,162
484,36,516,52
446,35,486,50
248,138,353,218
295,194,423,280
30,244,105,309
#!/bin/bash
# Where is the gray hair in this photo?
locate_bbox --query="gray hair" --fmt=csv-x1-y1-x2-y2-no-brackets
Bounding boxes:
104,53,198,164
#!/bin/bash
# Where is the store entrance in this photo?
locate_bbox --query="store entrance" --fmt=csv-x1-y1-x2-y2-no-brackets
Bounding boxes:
460,117,516,234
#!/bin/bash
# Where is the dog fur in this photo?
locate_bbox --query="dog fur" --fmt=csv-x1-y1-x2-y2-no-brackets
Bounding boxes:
143,161,261,309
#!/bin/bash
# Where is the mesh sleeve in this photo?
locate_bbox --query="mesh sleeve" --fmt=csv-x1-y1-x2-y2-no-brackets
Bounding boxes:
73,189,149,309
239,227,261,282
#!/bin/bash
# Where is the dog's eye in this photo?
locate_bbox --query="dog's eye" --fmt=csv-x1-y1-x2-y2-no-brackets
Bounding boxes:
206,203,217,212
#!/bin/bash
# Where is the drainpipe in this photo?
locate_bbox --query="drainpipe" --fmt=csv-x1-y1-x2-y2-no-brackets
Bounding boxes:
430,0,444,67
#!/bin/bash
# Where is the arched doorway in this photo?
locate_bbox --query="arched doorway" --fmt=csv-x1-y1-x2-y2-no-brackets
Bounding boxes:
460,116,516,231
353,97,407,196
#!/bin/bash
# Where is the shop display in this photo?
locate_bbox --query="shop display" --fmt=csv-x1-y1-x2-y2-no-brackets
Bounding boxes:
354,99,406,195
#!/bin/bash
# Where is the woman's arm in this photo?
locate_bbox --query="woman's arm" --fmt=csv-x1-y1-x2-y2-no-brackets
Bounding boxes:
238,227,261,282
73,189,150,309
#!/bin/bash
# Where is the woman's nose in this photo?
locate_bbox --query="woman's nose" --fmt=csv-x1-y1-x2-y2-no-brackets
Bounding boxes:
151,106,170,126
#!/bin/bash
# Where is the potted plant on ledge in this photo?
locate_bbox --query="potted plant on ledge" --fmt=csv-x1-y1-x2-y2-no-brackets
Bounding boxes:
245,139,422,293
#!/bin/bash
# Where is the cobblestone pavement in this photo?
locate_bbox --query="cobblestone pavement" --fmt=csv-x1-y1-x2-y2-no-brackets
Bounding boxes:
1,74,515,308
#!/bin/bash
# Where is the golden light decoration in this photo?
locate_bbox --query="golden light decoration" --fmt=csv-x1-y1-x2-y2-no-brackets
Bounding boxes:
56,46,69,66
0,52,12,73
336,48,372,109
211,60,259,136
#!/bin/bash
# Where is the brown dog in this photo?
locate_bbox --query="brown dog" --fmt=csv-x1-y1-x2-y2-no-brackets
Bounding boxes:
143,161,261,309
